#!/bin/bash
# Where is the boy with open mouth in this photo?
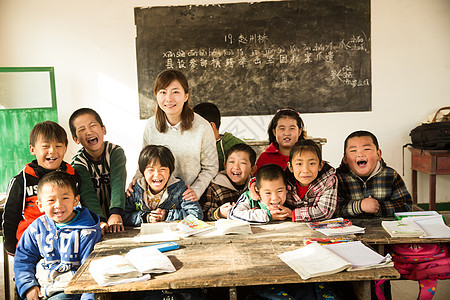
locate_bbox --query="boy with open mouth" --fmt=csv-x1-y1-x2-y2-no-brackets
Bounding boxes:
335,130,412,217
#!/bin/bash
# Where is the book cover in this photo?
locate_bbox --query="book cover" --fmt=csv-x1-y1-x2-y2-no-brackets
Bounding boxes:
176,215,215,237
381,220,425,237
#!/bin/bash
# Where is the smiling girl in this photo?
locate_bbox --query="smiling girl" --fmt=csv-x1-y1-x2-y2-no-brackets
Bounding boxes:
255,108,306,173
285,139,338,222
124,145,203,225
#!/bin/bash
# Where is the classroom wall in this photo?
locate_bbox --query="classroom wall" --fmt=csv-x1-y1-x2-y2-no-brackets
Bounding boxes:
1,0,449,204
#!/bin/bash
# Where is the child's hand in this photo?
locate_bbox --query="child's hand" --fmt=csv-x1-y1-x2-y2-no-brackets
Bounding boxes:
270,206,292,220
100,222,109,236
107,214,124,233
148,208,165,223
126,178,138,197
25,286,41,300
248,181,260,201
361,196,380,214
219,202,234,218
182,185,198,201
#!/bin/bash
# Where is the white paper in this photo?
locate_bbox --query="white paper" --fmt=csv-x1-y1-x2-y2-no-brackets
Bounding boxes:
324,241,392,269
316,225,365,236
415,215,450,238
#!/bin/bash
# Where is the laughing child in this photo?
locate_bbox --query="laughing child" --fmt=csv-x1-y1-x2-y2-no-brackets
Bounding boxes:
69,108,127,234
200,143,256,220
123,145,203,225
285,139,338,221
335,130,412,217
228,164,291,224
2,121,78,255
14,171,101,300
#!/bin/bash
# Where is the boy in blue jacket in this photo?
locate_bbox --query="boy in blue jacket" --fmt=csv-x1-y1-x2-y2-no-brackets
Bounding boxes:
14,171,102,300
123,145,203,226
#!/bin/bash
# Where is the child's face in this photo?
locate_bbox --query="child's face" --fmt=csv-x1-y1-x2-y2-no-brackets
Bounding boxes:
273,117,302,150
37,183,79,223
29,135,67,170
156,80,188,121
344,136,382,177
288,150,323,187
257,177,287,210
144,159,171,194
72,113,106,155
225,151,256,186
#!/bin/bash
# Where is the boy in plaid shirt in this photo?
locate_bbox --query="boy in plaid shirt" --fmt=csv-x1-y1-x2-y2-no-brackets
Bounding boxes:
200,143,256,220
335,130,412,217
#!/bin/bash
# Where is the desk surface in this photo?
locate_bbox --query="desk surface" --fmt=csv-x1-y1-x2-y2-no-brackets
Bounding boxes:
65,221,401,295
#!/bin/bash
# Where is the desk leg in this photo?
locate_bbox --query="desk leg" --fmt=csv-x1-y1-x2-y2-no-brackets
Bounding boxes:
412,170,417,205
3,246,10,300
229,286,237,300
429,174,436,211
352,281,370,300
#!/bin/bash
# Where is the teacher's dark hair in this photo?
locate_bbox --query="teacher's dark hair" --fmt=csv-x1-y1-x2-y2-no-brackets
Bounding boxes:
153,69,194,133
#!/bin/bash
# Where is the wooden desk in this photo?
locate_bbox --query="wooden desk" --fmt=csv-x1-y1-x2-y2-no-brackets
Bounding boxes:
409,147,450,210
65,222,399,300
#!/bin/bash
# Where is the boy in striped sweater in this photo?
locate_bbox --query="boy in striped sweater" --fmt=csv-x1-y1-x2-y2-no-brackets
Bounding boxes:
69,108,127,234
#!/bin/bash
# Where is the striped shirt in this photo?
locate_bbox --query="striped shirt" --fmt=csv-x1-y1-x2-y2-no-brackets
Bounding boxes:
71,141,127,220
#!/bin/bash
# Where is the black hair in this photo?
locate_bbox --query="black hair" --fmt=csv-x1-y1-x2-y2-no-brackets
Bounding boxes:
255,164,287,190
138,145,175,175
226,143,257,166
37,171,79,198
69,108,104,138
343,130,380,152
154,69,194,133
30,121,68,147
193,102,221,129
267,108,305,145
289,139,322,164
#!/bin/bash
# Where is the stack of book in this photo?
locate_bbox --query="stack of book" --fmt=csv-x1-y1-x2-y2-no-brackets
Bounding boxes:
382,211,450,238
307,218,365,236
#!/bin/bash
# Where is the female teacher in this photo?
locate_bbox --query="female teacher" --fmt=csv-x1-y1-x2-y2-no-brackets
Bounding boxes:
130,69,218,202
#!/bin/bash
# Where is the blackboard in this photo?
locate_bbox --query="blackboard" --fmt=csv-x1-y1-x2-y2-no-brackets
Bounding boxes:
135,0,371,119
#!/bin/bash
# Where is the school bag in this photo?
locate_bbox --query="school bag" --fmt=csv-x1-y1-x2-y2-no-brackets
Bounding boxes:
386,243,450,300
409,107,450,150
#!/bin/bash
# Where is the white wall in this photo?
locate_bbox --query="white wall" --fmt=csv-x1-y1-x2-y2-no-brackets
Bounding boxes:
1,0,449,204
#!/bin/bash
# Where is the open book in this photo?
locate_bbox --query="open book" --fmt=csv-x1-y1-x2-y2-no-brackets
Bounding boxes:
134,222,181,243
176,215,215,237
89,246,176,286
278,241,392,280
202,219,252,236
307,218,365,236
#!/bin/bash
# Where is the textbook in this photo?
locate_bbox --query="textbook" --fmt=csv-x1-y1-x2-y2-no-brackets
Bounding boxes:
278,241,392,280
307,218,365,236
89,247,176,286
381,220,426,238
213,219,252,235
176,215,215,237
